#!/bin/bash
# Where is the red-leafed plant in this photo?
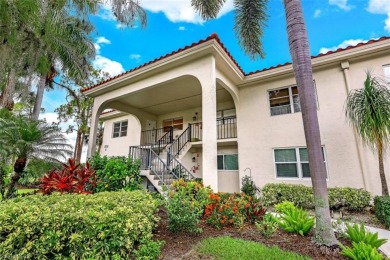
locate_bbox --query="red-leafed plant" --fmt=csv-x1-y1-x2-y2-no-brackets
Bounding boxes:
39,159,96,195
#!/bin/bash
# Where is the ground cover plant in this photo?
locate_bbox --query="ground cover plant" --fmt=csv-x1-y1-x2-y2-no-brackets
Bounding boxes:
194,236,310,260
339,223,387,259
89,154,142,192
0,190,159,259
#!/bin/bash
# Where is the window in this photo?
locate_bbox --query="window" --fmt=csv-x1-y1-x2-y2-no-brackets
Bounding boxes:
112,120,128,138
269,86,301,116
217,154,239,170
383,65,390,83
163,117,183,132
274,147,327,178
217,108,236,125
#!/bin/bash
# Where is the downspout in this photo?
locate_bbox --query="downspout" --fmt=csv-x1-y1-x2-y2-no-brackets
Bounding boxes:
341,61,368,190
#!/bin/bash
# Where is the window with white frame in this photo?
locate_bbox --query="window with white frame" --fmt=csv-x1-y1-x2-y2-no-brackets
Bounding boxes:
112,120,128,138
217,154,239,170
383,65,390,83
269,86,301,116
274,147,327,178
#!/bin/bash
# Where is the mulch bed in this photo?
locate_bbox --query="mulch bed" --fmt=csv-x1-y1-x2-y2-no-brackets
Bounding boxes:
154,207,350,260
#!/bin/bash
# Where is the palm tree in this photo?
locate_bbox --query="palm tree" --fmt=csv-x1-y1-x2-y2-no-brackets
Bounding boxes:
192,0,337,246
0,115,72,199
345,73,390,195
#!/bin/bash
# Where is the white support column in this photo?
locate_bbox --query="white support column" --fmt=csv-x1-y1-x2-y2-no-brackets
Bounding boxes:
87,99,104,158
200,56,218,191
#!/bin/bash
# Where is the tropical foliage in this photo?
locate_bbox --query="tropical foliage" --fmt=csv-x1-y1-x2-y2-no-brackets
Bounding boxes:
39,159,97,194
345,73,390,195
0,109,72,199
191,0,336,245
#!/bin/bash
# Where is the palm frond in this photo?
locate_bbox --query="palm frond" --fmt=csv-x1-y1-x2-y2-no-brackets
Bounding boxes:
191,0,226,20
345,73,390,152
233,0,268,59
110,0,147,28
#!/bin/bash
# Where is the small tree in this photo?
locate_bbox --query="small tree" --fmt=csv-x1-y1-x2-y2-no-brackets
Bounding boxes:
0,113,72,199
345,73,390,195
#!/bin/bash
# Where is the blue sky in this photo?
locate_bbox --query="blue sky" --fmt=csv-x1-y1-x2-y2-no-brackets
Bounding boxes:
41,0,390,156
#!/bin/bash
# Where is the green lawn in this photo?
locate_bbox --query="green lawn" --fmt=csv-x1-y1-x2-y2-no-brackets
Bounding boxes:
195,236,311,260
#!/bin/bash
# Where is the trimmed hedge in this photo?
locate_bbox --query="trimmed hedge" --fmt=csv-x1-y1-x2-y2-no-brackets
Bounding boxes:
262,183,371,211
374,196,390,228
0,190,159,259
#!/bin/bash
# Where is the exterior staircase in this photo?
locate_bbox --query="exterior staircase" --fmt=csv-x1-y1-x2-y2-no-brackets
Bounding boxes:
130,127,195,193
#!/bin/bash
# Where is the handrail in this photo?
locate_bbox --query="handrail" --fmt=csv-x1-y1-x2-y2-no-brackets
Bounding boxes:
155,130,172,155
140,127,173,145
216,116,237,139
167,150,195,180
168,125,191,157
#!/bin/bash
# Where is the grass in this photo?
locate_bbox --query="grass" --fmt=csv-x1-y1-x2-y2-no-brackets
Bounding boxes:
195,236,311,260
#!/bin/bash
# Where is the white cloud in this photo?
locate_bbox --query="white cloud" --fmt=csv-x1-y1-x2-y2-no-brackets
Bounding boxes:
92,55,125,76
141,0,233,24
367,0,390,32
94,36,111,55
129,54,142,62
329,0,353,11
314,9,321,18
319,39,368,54
179,26,186,31
96,36,111,44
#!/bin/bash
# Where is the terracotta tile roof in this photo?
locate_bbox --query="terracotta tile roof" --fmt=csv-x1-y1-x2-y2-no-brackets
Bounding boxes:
82,34,390,92
246,36,390,76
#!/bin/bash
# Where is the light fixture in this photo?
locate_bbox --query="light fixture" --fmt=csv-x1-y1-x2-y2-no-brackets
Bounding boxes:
193,112,198,122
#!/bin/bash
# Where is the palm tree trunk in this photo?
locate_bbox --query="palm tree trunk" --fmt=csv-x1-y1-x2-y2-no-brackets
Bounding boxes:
0,68,16,111
0,163,6,200
377,142,389,195
284,0,338,246
4,157,27,199
74,131,83,163
32,74,46,120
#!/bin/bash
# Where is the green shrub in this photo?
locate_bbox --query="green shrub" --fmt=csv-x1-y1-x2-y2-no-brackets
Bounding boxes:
340,241,384,260
134,239,165,260
166,179,210,233
274,201,295,214
166,189,203,233
255,214,278,238
262,184,314,208
374,196,390,228
90,154,142,192
344,223,387,249
278,205,314,236
328,187,371,211
262,183,371,211
0,190,159,259
241,175,259,198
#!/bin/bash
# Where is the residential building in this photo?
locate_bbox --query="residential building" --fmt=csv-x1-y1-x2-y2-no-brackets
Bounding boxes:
82,34,390,195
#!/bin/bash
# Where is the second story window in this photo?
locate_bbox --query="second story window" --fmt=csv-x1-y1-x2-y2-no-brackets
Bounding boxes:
112,120,128,138
163,117,183,132
269,86,301,116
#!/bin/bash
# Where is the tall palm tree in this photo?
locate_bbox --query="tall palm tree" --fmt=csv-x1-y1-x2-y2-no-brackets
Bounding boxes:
192,0,337,246
0,115,72,199
345,73,390,195
31,11,95,120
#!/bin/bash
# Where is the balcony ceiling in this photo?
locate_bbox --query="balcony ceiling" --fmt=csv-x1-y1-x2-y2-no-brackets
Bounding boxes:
107,76,233,115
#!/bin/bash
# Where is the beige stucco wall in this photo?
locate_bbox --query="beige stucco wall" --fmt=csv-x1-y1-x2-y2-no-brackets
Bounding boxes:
237,54,390,195
100,114,141,156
